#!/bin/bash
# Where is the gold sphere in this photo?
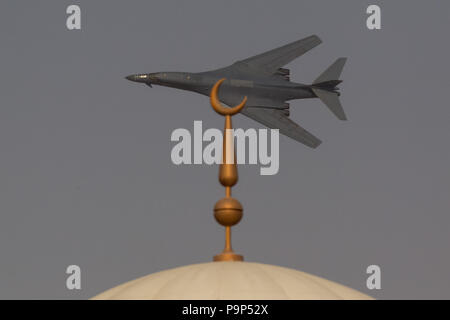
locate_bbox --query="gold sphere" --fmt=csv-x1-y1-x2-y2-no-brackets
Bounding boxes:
214,197,243,227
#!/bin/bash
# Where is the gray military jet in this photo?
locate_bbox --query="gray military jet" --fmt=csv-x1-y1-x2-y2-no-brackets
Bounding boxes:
126,35,347,148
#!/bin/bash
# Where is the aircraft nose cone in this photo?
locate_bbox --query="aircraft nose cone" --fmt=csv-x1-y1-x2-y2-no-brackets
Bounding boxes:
125,74,138,82
125,74,150,83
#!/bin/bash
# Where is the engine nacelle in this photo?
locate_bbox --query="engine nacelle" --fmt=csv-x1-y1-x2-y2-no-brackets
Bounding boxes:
275,68,290,81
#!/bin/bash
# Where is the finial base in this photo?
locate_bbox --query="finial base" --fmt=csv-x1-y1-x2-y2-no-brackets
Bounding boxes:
213,252,244,262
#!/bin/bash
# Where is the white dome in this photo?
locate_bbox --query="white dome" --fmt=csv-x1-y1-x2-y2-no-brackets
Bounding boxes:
92,262,372,300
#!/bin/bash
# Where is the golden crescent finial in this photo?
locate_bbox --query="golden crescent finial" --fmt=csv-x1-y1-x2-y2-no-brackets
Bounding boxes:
209,78,245,262
210,78,247,115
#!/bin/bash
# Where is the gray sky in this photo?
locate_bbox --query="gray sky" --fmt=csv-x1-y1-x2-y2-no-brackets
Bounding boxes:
1,0,449,299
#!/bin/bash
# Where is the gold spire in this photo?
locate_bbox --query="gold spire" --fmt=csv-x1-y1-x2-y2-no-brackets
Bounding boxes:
210,78,247,262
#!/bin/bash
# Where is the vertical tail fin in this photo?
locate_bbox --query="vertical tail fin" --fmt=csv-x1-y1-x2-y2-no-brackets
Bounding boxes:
311,58,347,121
313,57,347,84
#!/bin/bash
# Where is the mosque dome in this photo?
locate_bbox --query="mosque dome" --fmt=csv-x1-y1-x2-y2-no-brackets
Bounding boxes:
92,261,372,300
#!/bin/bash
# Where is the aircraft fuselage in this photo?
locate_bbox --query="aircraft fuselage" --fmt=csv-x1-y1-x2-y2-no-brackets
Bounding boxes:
126,70,315,107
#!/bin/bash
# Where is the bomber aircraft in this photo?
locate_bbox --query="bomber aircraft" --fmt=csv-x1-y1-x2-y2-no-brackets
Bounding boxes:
126,35,347,148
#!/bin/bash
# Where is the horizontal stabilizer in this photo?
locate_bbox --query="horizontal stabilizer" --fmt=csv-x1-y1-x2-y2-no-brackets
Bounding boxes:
312,88,347,120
